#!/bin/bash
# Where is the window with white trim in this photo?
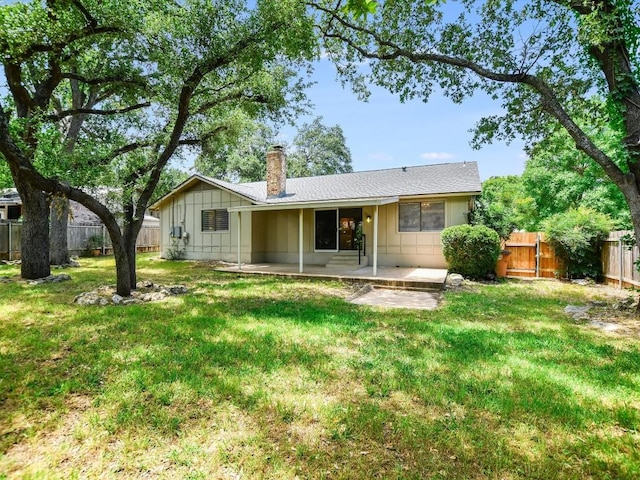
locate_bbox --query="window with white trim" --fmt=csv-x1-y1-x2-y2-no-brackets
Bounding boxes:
201,209,229,232
399,202,445,232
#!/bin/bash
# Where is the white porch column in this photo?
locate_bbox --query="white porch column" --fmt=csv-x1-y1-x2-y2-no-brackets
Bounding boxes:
373,204,379,276
237,211,242,270
299,208,304,273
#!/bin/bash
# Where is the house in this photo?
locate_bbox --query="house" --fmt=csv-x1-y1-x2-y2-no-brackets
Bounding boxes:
0,189,22,221
151,147,481,274
0,188,160,227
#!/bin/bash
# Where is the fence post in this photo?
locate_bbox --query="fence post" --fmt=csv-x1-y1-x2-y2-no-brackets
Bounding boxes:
619,236,624,289
102,225,106,256
8,222,11,261
535,233,540,278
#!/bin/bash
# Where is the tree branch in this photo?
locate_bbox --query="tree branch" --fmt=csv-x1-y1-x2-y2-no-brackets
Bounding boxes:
311,1,627,185
60,72,147,88
45,101,151,121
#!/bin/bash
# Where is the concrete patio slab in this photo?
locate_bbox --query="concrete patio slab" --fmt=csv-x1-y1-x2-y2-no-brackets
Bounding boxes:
350,288,441,310
215,263,448,290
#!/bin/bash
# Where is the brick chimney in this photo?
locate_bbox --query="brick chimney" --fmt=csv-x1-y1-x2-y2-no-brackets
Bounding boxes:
266,145,286,198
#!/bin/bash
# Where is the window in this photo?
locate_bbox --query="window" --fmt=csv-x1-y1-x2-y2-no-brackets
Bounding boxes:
201,209,229,232
399,202,445,232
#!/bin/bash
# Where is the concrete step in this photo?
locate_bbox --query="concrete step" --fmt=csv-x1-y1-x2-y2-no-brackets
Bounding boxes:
326,252,368,267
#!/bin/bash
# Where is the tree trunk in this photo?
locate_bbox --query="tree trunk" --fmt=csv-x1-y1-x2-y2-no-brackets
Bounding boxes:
104,219,133,296
49,195,70,265
19,187,51,279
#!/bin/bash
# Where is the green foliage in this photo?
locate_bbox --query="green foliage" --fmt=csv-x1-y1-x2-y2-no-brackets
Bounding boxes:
195,115,277,182
470,175,532,240
288,116,353,177
196,116,353,181
543,208,613,279
0,0,319,293
83,234,104,256
165,238,186,260
522,104,632,230
0,160,11,188
441,224,501,279
3,255,638,478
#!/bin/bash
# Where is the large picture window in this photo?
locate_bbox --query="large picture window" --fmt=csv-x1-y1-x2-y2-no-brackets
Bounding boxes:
202,209,229,232
399,202,445,232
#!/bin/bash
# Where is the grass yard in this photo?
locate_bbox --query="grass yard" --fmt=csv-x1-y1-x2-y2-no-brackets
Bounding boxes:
0,254,639,479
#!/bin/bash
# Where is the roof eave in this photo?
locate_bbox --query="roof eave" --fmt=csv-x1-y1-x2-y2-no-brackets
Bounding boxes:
228,196,400,212
149,174,260,210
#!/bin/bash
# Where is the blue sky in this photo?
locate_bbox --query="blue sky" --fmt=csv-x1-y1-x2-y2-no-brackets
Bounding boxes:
280,57,528,182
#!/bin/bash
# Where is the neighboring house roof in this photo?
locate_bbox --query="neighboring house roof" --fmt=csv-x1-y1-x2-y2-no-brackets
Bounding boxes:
0,188,159,225
151,162,481,209
0,189,21,206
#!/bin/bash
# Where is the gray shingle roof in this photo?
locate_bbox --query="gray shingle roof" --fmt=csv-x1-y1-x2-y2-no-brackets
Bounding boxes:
207,162,481,204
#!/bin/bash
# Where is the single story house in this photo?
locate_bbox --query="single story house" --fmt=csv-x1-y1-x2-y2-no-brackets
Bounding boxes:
151,147,481,274
0,188,160,227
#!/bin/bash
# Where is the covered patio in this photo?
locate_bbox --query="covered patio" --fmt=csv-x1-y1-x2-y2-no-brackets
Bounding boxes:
215,262,448,290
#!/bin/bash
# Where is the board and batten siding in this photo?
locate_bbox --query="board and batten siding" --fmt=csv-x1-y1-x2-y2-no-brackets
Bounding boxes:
159,182,253,262
248,195,472,268
371,196,470,268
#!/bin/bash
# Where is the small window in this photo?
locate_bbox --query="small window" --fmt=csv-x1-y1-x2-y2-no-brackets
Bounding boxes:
399,202,444,232
202,209,229,232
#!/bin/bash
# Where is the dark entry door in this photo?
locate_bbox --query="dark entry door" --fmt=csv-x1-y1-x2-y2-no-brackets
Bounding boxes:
338,208,363,250
315,210,338,250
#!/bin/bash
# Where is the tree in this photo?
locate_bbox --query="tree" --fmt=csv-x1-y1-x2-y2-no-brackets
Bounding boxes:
288,116,353,177
470,175,532,240
313,0,640,259
523,120,632,230
195,115,279,182
196,116,353,181
0,0,316,295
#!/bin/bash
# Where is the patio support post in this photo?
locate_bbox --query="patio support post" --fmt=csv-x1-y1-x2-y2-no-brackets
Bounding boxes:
237,211,242,270
299,208,304,273
373,204,379,276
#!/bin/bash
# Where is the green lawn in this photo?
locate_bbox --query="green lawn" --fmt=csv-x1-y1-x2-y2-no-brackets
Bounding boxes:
0,255,639,479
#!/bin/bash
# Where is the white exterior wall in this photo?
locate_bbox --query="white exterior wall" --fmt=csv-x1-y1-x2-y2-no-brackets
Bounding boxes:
158,183,253,262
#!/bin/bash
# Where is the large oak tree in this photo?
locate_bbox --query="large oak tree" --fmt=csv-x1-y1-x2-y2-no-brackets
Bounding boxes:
313,0,640,243
0,0,316,295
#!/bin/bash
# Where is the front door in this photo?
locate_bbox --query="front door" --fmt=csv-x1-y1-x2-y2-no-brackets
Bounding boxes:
338,208,362,250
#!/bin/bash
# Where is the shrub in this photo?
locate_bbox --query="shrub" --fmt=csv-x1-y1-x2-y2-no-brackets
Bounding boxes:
441,224,501,279
542,207,612,279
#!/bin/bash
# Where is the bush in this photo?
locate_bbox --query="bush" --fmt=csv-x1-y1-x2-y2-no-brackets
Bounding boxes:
441,224,501,279
542,207,612,279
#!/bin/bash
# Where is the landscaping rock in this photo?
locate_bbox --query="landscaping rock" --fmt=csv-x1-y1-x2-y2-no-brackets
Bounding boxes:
73,282,188,306
74,292,109,306
589,320,621,332
167,285,188,295
123,298,144,306
588,300,608,307
139,292,167,302
571,278,595,286
447,273,464,287
1,259,21,266
564,304,592,320
29,273,72,285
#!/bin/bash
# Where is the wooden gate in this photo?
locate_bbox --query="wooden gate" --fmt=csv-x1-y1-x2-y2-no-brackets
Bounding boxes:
504,232,562,278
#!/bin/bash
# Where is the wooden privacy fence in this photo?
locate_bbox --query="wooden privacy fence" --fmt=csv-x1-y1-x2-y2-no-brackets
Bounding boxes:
602,231,640,288
504,232,563,278
0,222,160,260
